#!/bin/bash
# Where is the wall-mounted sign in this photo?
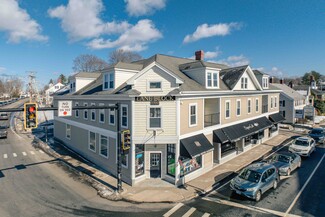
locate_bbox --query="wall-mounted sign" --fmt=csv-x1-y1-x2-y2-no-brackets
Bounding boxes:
295,109,304,119
304,105,315,117
58,101,72,117
135,96,175,105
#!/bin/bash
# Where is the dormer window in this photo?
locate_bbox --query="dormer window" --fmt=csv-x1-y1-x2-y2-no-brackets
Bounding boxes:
241,77,248,89
104,73,114,90
207,72,218,88
148,81,162,91
262,77,269,88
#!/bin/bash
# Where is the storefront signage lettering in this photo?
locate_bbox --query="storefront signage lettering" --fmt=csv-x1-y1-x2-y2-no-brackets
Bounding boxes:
243,123,259,130
135,96,176,102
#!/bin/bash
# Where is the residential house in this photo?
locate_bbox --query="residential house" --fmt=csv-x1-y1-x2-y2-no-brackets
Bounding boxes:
45,81,66,105
53,51,282,186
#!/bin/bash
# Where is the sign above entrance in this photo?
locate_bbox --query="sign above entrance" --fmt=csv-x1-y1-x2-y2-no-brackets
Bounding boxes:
58,101,72,117
135,96,176,105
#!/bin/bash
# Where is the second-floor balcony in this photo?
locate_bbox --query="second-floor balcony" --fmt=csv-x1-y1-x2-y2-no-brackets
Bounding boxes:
262,104,268,113
204,112,220,127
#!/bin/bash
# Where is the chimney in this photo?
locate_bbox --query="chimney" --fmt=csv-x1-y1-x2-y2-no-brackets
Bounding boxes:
58,78,62,83
269,77,274,84
289,81,293,88
195,50,204,61
280,78,284,84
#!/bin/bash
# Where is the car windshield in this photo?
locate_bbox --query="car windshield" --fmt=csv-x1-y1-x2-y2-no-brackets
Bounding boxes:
294,139,309,147
239,168,261,183
0,126,7,129
310,129,323,135
276,154,290,163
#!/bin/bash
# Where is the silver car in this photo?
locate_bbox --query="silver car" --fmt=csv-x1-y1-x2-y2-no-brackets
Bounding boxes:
267,152,301,176
230,162,279,201
289,137,316,157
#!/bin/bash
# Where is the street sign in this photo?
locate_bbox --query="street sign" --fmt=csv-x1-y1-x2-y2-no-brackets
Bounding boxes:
58,101,72,117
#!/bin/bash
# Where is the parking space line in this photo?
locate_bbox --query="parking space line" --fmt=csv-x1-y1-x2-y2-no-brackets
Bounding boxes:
182,207,196,217
4,154,7,159
202,213,210,217
13,153,17,157
163,203,184,217
22,152,27,156
39,150,44,154
285,153,325,216
203,197,300,217
30,151,35,155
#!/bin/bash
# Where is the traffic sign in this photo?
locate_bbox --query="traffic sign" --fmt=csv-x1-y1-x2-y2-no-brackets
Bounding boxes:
58,101,72,117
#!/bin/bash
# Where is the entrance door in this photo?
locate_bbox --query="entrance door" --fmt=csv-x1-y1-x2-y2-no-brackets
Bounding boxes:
150,153,161,178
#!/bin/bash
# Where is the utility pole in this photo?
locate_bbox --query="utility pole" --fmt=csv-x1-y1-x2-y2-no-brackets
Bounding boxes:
116,103,123,193
27,71,37,103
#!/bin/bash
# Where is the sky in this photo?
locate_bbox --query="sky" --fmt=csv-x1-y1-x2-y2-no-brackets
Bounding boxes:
0,0,325,88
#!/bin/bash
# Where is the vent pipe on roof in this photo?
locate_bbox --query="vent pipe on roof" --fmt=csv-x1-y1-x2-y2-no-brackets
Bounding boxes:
195,50,204,61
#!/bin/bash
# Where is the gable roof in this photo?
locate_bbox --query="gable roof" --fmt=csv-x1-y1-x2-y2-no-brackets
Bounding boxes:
71,72,101,79
220,65,248,89
271,83,305,100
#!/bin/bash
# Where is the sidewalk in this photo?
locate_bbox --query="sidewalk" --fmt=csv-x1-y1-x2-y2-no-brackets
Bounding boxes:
32,130,302,203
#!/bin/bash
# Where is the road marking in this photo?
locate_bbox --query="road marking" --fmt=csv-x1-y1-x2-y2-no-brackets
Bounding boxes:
39,150,44,154
285,153,325,216
22,152,27,156
202,213,210,217
4,154,7,159
10,112,23,139
163,203,184,217
203,197,301,217
182,207,196,217
30,151,35,155
13,153,17,157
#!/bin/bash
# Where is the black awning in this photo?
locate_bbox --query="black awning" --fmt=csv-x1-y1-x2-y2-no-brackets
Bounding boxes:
180,134,214,158
269,113,285,123
213,129,230,144
222,117,273,142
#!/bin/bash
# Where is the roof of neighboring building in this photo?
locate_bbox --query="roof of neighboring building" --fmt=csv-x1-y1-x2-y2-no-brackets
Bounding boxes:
253,69,268,76
292,85,309,91
220,65,248,89
271,83,305,100
71,72,101,79
179,60,227,71
311,89,325,95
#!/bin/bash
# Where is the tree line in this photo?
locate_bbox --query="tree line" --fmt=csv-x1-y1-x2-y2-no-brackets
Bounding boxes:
0,77,24,98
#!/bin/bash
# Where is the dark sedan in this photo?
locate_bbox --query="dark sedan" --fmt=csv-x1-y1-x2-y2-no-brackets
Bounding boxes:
308,128,325,144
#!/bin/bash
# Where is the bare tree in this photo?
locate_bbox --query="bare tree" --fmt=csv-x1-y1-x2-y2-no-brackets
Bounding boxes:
3,77,24,97
73,54,109,72
108,49,142,64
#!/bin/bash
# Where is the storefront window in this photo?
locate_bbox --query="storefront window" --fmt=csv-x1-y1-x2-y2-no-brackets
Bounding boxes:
244,136,252,146
221,142,236,157
135,144,144,177
180,155,202,177
167,144,175,177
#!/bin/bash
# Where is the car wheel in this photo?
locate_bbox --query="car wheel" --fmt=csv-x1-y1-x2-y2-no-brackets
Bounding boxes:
287,169,291,176
273,180,278,189
255,190,262,202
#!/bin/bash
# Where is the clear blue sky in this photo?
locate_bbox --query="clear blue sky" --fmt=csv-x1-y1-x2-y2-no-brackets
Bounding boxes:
0,0,325,88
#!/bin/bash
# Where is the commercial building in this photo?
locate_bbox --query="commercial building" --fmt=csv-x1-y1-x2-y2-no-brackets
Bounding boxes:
53,51,283,186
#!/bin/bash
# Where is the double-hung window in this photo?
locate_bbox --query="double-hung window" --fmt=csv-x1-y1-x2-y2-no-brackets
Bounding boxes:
149,107,161,128
213,73,218,87
104,74,109,89
247,99,251,114
236,100,241,116
207,72,218,88
256,98,259,112
275,97,277,108
100,135,108,158
91,103,96,121
225,101,230,118
241,77,248,89
207,73,212,87
99,103,105,123
121,105,128,128
271,97,274,109
83,103,88,119
75,102,79,118
189,104,197,127
263,77,269,88
104,73,114,89
109,104,115,125
89,131,96,152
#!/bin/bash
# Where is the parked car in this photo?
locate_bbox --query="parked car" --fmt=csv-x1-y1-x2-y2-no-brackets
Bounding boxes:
230,162,279,201
0,125,8,138
308,128,325,144
289,137,316,157
0,112,8,120
267,152,301,176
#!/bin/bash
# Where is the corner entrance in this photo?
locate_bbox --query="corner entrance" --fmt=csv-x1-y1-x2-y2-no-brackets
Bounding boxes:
150,153,161,178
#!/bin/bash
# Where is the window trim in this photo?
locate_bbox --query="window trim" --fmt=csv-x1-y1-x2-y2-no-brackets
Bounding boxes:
206,71,219,88
99,134,108,158
189,103,197,127
66,124,71,140
225,100,231,119
121,104,128,128
103,72,114,90
148,106,162,129
241,77,248,89
109,103,115,126
88,131,96,153
255,98,259,113
236,99,241,116
247,98,251,114
271,97,274,109
91,103,96,121
147,80,162,92
99,103,105,123
275,96,277,108
83,103,88,120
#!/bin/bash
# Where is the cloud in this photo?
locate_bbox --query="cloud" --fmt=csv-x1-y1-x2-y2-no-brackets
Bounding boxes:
0,67,6,72
218,54,250,67
0,0,48,43
256,67,283,77
183,22,242,43
49,0,162,51
125,0,166,17
87,19,162,51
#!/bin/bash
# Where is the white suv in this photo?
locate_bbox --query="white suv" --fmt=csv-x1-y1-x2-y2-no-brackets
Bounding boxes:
289,137,316,157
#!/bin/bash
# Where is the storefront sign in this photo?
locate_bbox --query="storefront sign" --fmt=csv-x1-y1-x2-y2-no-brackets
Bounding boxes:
243,123,259,130
304,105,315,117
295,109,304,119
135,96,176,105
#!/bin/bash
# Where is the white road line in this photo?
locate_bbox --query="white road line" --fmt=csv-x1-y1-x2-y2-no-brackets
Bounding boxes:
22,152,27,156
30,151,35,155
13,153,17,157
182,207,196,217
4,154,8,159
264,140,292,159
202,213,210,217
202,197,301,217
285,153,325,216
163,203,184,217
39,150,44,154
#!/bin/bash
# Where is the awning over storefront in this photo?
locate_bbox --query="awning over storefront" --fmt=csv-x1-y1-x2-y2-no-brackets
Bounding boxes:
214,117,273,143
213,129,230,144
180,134,214,158
269,113,285,123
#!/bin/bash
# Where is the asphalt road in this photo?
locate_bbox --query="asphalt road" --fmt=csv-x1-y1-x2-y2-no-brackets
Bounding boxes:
161,144,325,217
0,102,171,217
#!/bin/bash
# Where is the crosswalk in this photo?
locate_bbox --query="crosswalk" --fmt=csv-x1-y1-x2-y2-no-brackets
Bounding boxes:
163,203,211,217
2,150,45,159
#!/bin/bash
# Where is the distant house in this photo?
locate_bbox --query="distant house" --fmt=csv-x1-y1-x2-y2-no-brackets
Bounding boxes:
311,89,325,101
292,85,314,105
45,82,66,105
69,72,101,94
272,83,306,124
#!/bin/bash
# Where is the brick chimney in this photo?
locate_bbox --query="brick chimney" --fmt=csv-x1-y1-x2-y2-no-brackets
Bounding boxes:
195,50,204,61
280,78,284,84
269,77,274,84
288,81,293,88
